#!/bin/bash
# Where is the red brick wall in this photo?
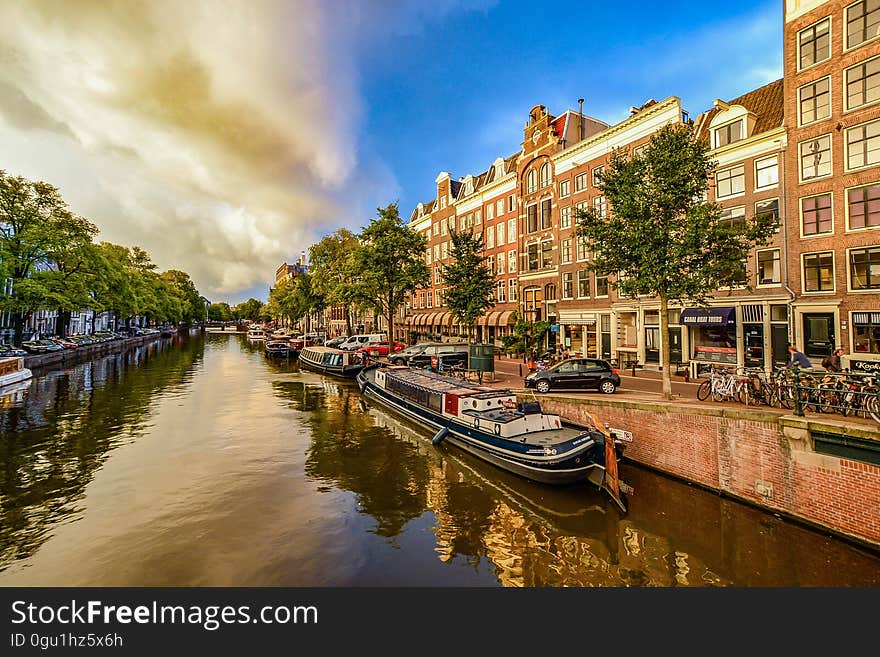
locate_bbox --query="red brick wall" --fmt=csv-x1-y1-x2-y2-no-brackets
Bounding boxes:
530,394,880,547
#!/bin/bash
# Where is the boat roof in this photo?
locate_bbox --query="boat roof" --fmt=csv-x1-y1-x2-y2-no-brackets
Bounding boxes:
302,346,345,354
384,366,509,397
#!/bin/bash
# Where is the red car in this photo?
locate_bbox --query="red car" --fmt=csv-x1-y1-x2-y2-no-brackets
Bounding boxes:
356,341,405,357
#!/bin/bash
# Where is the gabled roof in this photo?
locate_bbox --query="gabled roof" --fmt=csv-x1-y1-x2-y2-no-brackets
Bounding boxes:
695,78,784,142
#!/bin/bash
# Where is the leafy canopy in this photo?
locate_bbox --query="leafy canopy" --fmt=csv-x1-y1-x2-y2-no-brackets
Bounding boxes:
441,228,495,331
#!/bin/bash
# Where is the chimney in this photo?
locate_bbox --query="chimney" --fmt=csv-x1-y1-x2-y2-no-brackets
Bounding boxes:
578,98,584,140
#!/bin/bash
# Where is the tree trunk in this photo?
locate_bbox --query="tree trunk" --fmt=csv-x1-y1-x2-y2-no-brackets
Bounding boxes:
659,295,673,401
13,313,25,347
345,306,352,337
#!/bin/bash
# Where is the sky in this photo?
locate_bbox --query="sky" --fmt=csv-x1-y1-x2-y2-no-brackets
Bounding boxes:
0,0,783,304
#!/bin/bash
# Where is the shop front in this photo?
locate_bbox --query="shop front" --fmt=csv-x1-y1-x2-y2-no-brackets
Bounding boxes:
681,306,737,366
558,310,597,357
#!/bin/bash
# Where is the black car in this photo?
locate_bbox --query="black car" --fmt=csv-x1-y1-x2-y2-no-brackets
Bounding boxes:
524,358,620,394
401,343,469,370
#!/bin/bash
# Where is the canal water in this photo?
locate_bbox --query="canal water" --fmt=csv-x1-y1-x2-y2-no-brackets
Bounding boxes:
1,333,879,587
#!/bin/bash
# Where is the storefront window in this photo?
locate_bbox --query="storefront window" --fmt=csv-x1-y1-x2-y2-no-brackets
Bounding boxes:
853,312,880,354
692,326,737,364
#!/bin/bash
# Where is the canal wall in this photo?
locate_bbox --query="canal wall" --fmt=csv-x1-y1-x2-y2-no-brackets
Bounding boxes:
519,392,880,549
23,333,168,372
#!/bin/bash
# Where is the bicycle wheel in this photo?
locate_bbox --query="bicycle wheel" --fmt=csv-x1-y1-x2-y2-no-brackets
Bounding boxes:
711,381,725,402
697,380,711,401
864,388,880,424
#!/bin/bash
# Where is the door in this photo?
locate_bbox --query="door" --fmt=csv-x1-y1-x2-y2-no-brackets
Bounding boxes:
645,327,660,363
771,325,789,367
743,324,764,368
577,359,606,389
550,360,580,389
803,313,835,358
668,327,682,364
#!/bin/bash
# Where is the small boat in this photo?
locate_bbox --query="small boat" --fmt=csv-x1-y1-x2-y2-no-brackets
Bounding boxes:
299,345,365,378
265,340,297,358
0,357,33,389
247,327,267,341
356,364,633,510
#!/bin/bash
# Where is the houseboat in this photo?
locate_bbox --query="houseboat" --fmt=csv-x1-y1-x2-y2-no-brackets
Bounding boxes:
356,364,633,510
265,339,297,358
247,327,267,341
0,357,33,389
299,346,365,379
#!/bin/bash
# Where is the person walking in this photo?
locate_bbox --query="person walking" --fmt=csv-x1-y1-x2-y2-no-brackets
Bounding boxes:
786,343,812,370
821,347,845,372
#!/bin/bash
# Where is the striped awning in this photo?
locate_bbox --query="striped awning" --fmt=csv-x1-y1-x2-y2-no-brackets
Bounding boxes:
497,310,515,326
436,311,451,326
425,312,438,326
405,315,415,325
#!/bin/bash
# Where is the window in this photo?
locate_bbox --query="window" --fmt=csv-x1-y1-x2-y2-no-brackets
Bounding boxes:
496,280,506,302
560,206,572,229
508,249,516,273
798,78,831,124
719,206,746,228
497,199,504,216
434,267,441,284
757,249,781,284
592,166,605,187
540,240,553,268
800,135,832,179
852,311,880,353
507,218,516,243
441,220,448,235
561,238,572,264
593,195,607,218
715,120,743,147
846,0,880,49
801,193,833,235
577,269,590,298
507,194,515,213
527,243,539,270
526,169,537,194
508,279,517,302
576,235,589,261
441,242,448,259
427,291,433,308
798,18,830,69
756,198,780,224
526,204,538,232
486,226,495,249
574,172,588,192
803,252,835,292
433,244,440,261
850,246,880,289
539,163,551,188
716,164,745,198
486,254,494,274
459,215,466,231
595,275,609,297
475,209,481,224
845,56,880,110
540,198,552,229
486,203,494,221
755,155,779,188
425,250,431,266
562,272,573,299
846,119,880,169
559,179,570,197
496,221,505,246
848,183,880,229
497,252,505,275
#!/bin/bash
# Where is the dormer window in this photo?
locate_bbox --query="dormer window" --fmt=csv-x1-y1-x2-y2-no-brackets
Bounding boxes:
715,120,744,148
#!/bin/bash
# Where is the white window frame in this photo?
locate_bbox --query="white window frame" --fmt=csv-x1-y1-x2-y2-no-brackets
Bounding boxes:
755,155,780,190
845,181,880,232
801,250,836,294
756,248,782,287
800,191,835,238
798,76,832,126
507,218,516,243
559,179,570,198
560,206,572,229
846,244,880,292
845,0,880,52
713,119,745,148
798,133,833,182
507,249,517,273
844,117,880,172
844,54,880,112
797,16,832,72
561,272,574,300
715,163,746,199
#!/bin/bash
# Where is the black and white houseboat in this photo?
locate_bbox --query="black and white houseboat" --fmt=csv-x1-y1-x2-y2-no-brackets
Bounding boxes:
356,364,633,510
265,339,297,358
299,345,365,378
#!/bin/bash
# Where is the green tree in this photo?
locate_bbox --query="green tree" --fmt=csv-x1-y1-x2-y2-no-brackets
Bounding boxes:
501,316,551,358
160,270,203,325
575,123,777,399
351,203,429,342
441,228,495,357
0,170,98,344
234,298,264,322
208,302,233,322
309,229,360,335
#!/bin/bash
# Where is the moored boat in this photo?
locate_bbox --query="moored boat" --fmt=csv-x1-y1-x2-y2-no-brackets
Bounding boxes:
0,357,33,389
265,339,297,358
356,364,633,510
247,327,267,341
299,345,365,378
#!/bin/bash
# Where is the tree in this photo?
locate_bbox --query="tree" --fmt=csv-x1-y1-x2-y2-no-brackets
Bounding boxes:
0,170,98,344
234,298,264,322
351,203,429,342
208,302,233,322
441,228,495,357
501,316,551,358
575,123,777,399
309,229,360,336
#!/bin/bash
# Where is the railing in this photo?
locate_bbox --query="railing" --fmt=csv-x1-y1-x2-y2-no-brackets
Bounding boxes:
695,364,880,425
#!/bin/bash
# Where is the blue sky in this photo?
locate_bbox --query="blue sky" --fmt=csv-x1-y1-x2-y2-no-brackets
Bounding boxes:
0,1,783,304
351,0,782,222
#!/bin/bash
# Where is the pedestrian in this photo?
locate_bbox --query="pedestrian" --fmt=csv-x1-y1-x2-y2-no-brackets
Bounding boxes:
786,343,812,370
821,347,844,373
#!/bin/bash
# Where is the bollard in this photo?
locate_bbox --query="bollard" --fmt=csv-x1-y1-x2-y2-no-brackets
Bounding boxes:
519,363,523,377
793,366,804,417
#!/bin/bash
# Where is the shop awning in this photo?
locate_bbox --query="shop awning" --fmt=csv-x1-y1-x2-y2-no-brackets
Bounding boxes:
405,315,415,325
679,307,736,326
480,311,499,326
416,314,428,326
426,312,439,326
436,312,451,326
497,310,515,326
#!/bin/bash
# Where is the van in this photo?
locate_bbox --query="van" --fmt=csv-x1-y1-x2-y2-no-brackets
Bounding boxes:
338,333,386,351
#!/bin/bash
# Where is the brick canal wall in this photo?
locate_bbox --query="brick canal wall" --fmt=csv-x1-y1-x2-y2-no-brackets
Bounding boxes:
520,392,880,549
23,332,168,372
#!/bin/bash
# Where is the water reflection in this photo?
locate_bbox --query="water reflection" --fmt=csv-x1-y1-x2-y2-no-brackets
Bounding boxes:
1,333,878,586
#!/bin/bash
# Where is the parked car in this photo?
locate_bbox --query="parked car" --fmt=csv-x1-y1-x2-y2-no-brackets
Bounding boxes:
389,342,432,365
0,343,28,356
22,339,64,354
356,340,405,357
402,343,469,370
339,334,386,351
48,337,78,349
324,336,347,348
524,358,620,394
